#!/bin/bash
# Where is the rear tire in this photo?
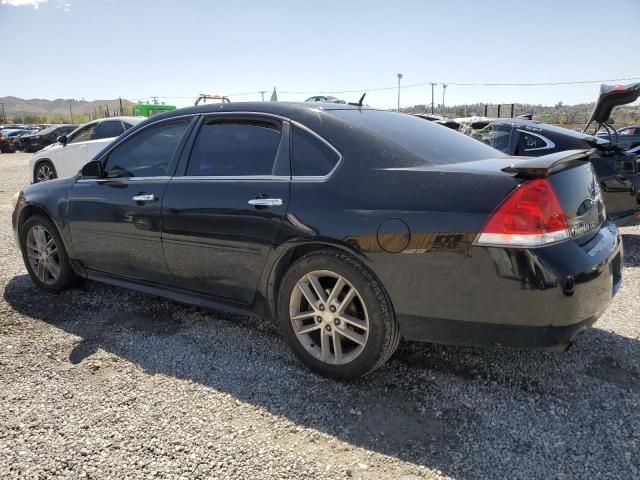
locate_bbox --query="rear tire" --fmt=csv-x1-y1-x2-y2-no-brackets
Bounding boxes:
277,249,400,380
20,214,80,294
34,160,57,183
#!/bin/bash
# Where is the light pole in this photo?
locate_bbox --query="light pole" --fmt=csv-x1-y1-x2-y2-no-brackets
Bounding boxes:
442,84,447,115
430,82,436,114
396,73,403,112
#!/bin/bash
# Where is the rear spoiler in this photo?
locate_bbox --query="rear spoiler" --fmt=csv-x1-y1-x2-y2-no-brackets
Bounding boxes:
501,149,595,178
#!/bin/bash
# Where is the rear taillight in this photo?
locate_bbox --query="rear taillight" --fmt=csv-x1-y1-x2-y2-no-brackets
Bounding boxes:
475,178,569,247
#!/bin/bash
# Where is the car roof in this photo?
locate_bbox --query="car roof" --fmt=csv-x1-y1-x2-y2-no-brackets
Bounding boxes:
153,101,374,119
100,116,145,123
83,116,145,126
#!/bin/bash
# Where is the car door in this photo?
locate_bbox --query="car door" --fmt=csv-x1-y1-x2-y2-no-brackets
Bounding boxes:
55,123,97,178
161,115,291,304
67,116,194,283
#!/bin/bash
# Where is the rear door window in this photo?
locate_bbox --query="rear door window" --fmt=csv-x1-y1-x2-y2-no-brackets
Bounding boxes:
292,126,340,177
186,120,281,176
93,120,125,140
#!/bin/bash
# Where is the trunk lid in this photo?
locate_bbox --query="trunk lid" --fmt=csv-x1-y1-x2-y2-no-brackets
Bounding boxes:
585,82,640,130
435,149,606,242
501,150,606,241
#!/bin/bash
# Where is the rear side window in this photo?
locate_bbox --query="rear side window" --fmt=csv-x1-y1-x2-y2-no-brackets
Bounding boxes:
93,120,125,140
292,126,340,177
518,131,548,150
331,109,502,165
186,120,281,176
104,120,189,178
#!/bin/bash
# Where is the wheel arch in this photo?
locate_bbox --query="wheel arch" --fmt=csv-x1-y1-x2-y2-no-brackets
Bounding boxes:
263,240,389,323
17,202,57,239
32,158,57,183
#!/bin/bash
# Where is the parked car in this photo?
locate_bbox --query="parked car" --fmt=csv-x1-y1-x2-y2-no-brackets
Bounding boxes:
0,129,27,151
20,125,78,153
0,132,16,153
30,117,144,182
597,125,640,150
305,95,346,104
14,128,42,150
12,103,622,379
461,83,640,226
412,113,461,130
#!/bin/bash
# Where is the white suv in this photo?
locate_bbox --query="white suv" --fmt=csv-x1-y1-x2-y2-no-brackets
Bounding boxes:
30,116,145,183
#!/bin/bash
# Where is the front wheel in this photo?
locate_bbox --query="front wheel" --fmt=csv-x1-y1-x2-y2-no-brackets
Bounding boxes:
20,215,81,293
278,250,400,380
34,161,57,183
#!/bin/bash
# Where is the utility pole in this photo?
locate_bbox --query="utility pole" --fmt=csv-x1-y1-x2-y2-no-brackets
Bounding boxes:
1,103,5,123
68,100,73,123
259,91,267,102
442,84,447,115
396,73,403,112
430,82,436,114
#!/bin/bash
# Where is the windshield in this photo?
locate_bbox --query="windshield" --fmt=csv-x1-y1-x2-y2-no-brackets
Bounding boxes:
330,109,503,165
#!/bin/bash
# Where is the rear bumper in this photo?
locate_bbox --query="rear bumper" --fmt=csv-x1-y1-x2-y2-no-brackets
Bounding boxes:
399,313,600,350
394,219,622,349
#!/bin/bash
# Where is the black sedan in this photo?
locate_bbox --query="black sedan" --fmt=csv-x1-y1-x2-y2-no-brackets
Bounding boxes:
465,118,640,226
12,102,622,379
20,124,77,153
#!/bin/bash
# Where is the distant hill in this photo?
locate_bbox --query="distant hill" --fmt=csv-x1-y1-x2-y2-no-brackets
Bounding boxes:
402,101,640,128
0,96,135,124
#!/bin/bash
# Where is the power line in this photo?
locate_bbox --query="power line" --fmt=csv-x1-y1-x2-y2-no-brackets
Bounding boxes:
277,77,640,95
92,77,640,102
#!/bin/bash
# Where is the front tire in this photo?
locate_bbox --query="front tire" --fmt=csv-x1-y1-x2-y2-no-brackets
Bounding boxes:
278,249,400,380
34,160,57,183
20,214,80,294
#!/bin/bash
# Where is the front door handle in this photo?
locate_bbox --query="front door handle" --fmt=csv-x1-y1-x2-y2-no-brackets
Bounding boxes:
248,198,283,207
132,193,157,202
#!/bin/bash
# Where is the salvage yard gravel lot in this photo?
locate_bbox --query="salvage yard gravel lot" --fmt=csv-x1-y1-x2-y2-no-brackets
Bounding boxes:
0,152,639,480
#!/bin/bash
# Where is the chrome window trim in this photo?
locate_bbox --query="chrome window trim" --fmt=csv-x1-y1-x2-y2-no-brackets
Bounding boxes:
171,175,290,182
517,129,556,151
193,111,343,183
84,111,343,183
76,176,172,183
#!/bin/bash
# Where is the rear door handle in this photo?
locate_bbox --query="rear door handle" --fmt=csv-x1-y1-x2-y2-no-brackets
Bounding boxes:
132,194,157,202
248,198,283,207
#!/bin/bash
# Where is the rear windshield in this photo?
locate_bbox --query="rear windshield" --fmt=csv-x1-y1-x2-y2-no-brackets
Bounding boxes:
34,126,59,136
330,109,503,165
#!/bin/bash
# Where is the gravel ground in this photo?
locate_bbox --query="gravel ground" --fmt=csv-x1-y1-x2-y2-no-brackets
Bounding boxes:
0,151,639,480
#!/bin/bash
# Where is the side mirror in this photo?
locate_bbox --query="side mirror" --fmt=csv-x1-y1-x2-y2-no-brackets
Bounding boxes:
57,135,68,146
80,160,104,178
